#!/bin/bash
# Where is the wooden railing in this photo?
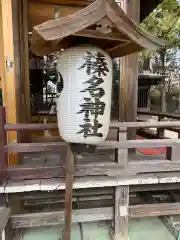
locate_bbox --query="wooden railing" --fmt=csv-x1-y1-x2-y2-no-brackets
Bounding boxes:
2,107,180,183
137,109,180,139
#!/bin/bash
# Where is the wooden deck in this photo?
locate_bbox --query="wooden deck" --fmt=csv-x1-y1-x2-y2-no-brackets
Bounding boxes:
2,108,180,240
2,171,180,194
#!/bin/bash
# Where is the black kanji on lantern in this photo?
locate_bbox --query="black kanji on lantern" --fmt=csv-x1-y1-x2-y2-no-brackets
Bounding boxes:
84,75,104,88
77,119,103,138
77,50,109,139
81,75,105,98
77,98,105,121
79,51,109,77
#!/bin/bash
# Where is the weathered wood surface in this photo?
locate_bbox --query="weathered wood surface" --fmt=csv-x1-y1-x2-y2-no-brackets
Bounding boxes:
111,121,180,128
98,139,180,149
118,127,128,166
11,208,113,229
64,147,74,240
115,186,129,240
1,161,158,180
3,170,180,193
5,161,180,181
0,208,11,233
119,0,140,151
6,120,180,130
4,138,180,154
130,182,180,192
115,119,129,239
11,202,180,229
0,174,158,193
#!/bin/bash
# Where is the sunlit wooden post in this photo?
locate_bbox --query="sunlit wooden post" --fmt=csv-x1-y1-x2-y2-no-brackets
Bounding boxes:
0,0,18,164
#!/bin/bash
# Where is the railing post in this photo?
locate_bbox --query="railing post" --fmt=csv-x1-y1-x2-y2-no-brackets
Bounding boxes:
114,126,129,240
156,116,164,139
118,126,128,166
166,130,180,161
114,185,129,240
167,145,180,161
0,107,7,184
63,145,74,240
167,130,180,161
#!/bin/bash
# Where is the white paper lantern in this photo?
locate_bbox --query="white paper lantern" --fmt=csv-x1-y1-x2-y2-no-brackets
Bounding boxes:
56,45,113,145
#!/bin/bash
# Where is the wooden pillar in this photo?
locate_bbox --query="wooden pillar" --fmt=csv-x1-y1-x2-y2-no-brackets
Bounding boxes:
13,0,31,143
114,126,129,240
119,0,140,141
0,0,18,164
19,0,31,124
13,0,31,123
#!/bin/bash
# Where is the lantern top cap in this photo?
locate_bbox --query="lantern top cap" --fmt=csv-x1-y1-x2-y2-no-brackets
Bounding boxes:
30,0,167,57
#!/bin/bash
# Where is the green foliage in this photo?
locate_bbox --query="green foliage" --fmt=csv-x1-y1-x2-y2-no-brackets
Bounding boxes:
139,0,180,112
140,0,180,98
141,0,180,46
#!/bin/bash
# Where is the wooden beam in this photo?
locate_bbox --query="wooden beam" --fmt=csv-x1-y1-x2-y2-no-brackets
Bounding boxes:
0,0,18,164
31,0,91,6
130,183,180,192
119,0,140,144
11,202,180,229
5,138,180,153
6,160,180,181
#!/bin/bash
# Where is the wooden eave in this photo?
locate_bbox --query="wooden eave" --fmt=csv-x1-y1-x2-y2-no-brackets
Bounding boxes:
30,0,166,57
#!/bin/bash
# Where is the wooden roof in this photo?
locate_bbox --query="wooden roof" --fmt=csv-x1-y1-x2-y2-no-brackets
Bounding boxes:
30,0,166,57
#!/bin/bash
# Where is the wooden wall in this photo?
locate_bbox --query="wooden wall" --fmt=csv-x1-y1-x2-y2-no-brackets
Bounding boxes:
28,1,83,31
